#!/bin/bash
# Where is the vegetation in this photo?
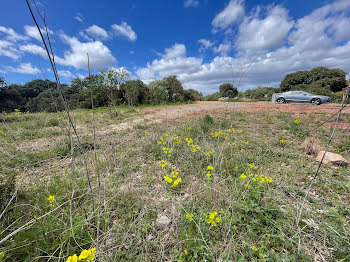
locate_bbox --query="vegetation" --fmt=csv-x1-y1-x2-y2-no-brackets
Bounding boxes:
219,83,238,98
0,105,349,261
204,67,347,102
0,72,201,113
280,67,347,93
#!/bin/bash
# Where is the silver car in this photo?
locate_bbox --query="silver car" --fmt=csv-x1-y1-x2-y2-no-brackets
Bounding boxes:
274,91,331,105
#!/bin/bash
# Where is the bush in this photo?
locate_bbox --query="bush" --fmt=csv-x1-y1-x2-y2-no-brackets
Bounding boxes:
204,92,220,101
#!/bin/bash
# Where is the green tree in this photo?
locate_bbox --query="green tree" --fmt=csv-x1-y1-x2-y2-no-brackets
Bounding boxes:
148,80,167,104
219,83,238,98
160,75,185,102
280,67,347,92
99,68,130,106
120,80,149,106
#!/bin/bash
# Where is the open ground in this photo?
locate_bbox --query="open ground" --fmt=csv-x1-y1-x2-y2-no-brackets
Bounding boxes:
0,101,349,261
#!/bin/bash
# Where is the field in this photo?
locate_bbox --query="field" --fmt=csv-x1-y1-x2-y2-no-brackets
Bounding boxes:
0,101,349,261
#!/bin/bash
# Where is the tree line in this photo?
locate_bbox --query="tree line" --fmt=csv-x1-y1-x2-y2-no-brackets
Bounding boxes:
0,69,202,112
204,66,347,101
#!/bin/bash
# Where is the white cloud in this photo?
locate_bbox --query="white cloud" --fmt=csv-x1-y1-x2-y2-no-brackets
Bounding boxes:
162,43,186,59
58,70,75,78
213,41,233,55
19,44,47,57
198,39,214,52
236,6,294,51
0,40,20,59
212,0,244,32
136,44,202,83
55,33,117,70
184,0,199,8
111,22,137,41
7,63,40,74
85,25,108,40
75,13,84,23
0,26,27,42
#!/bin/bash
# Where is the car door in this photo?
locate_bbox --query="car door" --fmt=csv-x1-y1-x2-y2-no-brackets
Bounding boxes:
300,92,311,102
287,91,301,102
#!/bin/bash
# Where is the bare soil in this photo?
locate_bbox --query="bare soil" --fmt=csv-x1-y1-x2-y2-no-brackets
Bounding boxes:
20,101,350,150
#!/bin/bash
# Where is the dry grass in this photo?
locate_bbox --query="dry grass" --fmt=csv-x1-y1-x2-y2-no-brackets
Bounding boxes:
0,105,349,261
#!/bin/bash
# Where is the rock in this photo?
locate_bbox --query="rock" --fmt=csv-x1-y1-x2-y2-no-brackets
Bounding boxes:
316,151,349,166
156,214,171,227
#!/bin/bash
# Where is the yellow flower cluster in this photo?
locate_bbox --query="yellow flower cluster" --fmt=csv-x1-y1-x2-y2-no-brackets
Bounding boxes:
173,135,181,144
185,213,194,221
211,130,225,138
157,137,167,145
144,130,148,135
164,173,182,188
191,144,200,153
66,248,96,262
246,163,258,170
185,137,193,146
187,126,193,131
205,151,212,157
240,172,273,188
294,119,300,125
207,165,214,178
207,211,220,226
160,160,168,168
228,125,236,133
280,139,286,144
162,146,173,156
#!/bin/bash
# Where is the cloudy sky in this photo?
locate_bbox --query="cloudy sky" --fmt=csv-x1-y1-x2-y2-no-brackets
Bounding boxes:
1,0,350,94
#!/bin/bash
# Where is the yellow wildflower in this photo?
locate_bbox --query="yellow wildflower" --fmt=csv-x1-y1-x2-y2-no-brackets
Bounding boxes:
280,139,286,144
171,171,179,178
185,138,193,146
185,213,194,222
184,249,189,255
78,248,96,261
144,130,148,135
47,195,55,202
240,173,247,179
207,173,212,178
172,177,182,187
206,151,212,157
207,165,214,171
294,119,300,125
207,211,220,226
160,160,168,168
191,144,200,152
245,183,251,189
187,126,193,131
245,141,249,145
164,175,173,184
240,149,244,152
229,125,236,132
66,254,77,262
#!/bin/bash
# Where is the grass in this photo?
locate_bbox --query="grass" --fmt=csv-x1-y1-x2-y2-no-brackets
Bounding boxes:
0,104,349,261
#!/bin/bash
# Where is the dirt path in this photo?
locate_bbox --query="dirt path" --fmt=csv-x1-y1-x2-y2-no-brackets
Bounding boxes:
98,101,349,134
20,101,349,150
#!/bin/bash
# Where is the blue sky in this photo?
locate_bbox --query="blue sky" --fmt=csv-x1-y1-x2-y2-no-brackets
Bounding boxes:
1,0,350,94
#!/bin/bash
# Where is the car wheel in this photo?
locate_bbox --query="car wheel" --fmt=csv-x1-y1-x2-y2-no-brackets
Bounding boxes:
311,98,321,105
277,97,285,104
